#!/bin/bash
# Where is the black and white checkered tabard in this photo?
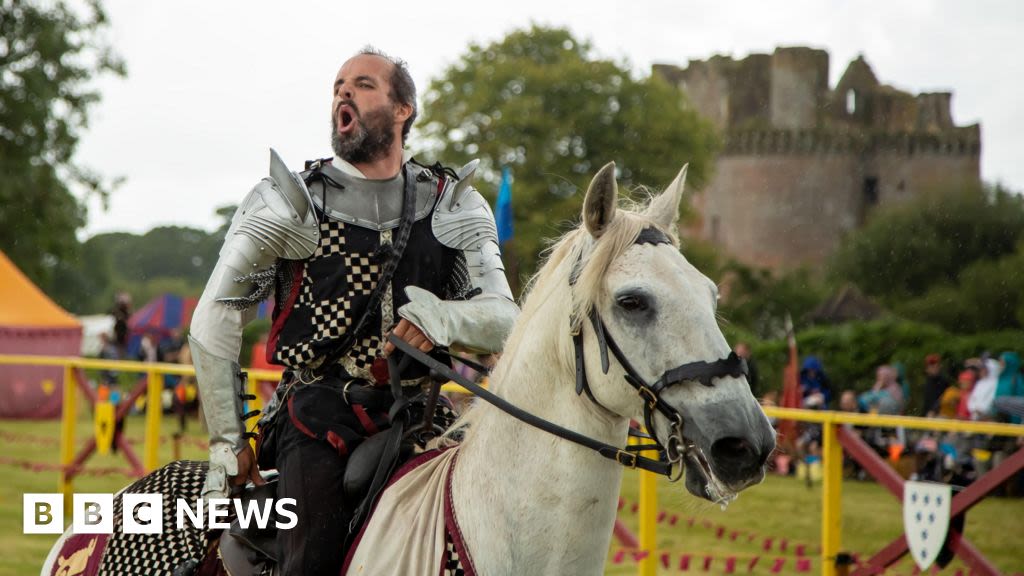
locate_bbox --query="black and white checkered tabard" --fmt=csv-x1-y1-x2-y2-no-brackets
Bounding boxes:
275,218,382,370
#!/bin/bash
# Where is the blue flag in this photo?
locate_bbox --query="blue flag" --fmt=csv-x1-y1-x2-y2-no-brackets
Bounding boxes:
495,166,513,245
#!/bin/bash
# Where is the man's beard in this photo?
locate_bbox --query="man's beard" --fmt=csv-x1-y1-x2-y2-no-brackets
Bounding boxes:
331,105,396,164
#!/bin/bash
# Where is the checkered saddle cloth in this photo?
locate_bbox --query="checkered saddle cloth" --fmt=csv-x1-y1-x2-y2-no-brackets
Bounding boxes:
49,459,211,573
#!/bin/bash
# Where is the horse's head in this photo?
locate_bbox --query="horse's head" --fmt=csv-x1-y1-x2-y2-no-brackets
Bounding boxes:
567,162,775,504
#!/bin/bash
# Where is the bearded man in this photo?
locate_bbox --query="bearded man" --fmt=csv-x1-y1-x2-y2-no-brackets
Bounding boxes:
189,48,518,575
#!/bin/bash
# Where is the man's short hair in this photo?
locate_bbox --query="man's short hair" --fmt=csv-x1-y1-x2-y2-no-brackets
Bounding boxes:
358,46,417,143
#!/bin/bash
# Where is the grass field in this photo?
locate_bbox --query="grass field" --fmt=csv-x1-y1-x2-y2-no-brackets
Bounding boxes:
1,414,1022,575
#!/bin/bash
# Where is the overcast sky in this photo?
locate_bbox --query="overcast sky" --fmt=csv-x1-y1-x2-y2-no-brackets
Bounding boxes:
76,0,1023,237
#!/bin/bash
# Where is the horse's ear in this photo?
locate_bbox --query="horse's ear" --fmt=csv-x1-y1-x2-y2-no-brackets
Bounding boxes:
645,164,688,231
584,162,618,238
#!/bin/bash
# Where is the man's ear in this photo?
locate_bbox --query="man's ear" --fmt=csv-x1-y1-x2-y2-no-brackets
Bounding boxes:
394,102,413,125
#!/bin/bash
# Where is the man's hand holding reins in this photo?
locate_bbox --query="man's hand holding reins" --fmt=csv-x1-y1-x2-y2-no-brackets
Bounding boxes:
384,318,434,356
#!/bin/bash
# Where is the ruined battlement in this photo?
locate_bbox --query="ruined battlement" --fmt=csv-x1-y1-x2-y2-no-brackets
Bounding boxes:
655,48,982,271
655,49,974,138
724,126,981,156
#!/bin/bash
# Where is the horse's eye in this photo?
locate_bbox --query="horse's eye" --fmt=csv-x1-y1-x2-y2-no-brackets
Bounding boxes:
616,294,648,312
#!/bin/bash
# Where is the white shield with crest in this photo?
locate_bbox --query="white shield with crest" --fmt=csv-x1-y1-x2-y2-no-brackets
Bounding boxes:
903,480,952,570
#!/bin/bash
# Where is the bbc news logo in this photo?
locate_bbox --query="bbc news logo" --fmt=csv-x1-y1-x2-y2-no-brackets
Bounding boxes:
24,494,298,534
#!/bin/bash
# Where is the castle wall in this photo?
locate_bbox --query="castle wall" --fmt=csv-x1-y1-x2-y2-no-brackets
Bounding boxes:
868,130,982,206
701,153,862,269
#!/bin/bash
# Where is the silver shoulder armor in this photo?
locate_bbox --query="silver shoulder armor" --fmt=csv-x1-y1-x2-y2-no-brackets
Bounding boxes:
214,149,320,309
433,160,513,301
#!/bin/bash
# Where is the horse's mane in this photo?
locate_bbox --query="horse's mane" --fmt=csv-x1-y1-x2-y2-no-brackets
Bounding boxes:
438,194,679,444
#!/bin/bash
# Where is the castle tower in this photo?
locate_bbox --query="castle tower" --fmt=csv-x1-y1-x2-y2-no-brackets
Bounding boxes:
655,49,981,270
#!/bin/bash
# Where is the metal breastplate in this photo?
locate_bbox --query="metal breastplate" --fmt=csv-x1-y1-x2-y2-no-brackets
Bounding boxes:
306,162,438,231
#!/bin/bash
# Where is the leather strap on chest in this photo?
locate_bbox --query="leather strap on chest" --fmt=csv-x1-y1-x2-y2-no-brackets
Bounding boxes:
316,167,423,370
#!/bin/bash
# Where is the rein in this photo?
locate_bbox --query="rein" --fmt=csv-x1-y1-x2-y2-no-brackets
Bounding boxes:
385,334,673,475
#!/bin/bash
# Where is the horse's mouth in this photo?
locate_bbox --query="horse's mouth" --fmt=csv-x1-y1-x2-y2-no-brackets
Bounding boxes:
683,446,738,508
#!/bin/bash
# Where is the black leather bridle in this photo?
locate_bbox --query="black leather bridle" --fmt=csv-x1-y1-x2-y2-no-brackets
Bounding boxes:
387,226,747,478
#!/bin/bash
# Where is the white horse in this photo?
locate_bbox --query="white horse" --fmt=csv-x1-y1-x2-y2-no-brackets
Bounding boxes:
438,162,775,574
43,162,774,576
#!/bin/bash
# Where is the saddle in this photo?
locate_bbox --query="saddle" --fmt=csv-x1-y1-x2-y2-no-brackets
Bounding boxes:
202,402,446,576
217,477,280,576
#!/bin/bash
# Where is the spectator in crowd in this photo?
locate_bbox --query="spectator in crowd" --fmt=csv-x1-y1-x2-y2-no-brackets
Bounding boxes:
158,328,185,363
955,370,976,420
838,389,860,413
799,356,832,409
937,370,972,419
993,351,1022,423
922,353,951,417
893,361,911,409
968,356,1000,420
138,332,158,363
859,364,905,415
97,332,121,387
110,292,132,355
837,389,869,479
734,342,760,399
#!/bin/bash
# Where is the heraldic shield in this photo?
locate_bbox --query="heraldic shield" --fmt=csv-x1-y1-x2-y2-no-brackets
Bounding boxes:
903,480,952,570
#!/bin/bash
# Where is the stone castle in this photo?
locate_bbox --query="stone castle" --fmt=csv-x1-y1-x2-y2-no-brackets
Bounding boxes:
653,47,981,270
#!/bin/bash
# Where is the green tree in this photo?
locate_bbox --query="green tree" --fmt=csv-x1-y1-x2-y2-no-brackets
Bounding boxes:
0,0,125,289
893,239,1024,333
418,25,717,289
829,184,1024,301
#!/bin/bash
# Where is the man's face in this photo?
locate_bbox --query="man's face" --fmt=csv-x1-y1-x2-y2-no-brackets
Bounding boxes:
330,54,402,164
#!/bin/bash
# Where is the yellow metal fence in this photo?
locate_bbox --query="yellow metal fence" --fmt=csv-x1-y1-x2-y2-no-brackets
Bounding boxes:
630,408,1024,576
3,355,1024,575
0,354,281,507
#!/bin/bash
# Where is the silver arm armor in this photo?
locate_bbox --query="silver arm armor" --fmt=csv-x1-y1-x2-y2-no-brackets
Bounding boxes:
398,161,519,352
189,336,246,499
190,148,316,498
213,148,319,309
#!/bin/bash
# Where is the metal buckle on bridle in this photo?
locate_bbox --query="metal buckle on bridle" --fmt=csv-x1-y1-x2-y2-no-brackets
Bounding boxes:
637,386,658,409
615,449,639,469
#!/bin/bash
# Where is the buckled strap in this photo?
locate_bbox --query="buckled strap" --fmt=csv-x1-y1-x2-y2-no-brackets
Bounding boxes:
319,165,420,369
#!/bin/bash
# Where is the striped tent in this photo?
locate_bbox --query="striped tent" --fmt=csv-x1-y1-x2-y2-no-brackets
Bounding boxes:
127,294,271,357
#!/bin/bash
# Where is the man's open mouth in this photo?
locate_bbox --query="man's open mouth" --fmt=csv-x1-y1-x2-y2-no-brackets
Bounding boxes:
336,104,357,134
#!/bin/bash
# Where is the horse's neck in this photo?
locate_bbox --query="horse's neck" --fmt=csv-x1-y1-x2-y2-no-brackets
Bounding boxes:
452,325,629,575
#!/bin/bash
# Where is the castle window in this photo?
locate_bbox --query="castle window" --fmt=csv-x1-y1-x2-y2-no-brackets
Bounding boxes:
846,89,857,115
863,177,879,206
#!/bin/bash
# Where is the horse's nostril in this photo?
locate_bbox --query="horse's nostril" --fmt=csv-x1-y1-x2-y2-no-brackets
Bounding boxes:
710,437,756,466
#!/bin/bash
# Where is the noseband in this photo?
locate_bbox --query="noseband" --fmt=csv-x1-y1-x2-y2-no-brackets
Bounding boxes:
386,226,746,478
